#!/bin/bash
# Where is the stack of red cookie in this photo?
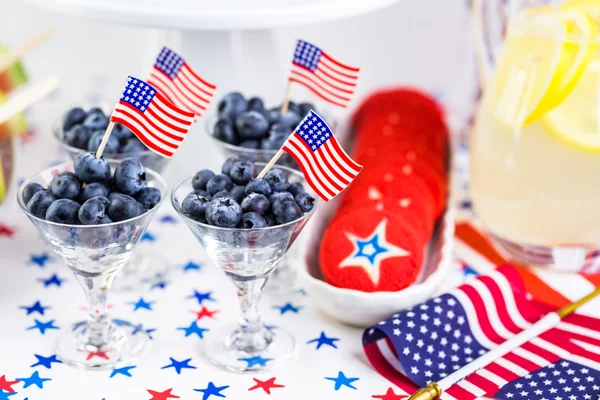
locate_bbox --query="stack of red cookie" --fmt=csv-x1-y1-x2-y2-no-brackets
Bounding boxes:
319,88,449,292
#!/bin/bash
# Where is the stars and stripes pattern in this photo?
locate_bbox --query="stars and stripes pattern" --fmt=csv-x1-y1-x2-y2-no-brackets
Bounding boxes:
282,110,362,202
148,47,216,117
288,40,359,108
363,265,600,400
110,76,195,158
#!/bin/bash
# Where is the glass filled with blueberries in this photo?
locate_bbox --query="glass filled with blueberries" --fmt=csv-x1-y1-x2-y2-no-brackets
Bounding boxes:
172,156,316,372
18,152,166,370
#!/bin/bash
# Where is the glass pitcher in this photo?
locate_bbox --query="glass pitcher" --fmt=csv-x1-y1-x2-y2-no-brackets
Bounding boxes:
471,0,600,272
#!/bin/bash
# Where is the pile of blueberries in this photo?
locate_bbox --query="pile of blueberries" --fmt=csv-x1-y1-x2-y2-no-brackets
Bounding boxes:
180,156,315,229
213,92,316,150
22,152,161,225
61,107,147,154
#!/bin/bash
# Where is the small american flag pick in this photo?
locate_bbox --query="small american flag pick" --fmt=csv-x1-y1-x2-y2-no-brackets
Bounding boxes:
110,76,195,158
282,110,362,202
148,47,216,117
362,265,600,399
289,40,359,108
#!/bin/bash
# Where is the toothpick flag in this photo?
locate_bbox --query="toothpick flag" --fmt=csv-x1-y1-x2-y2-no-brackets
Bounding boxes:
148,47,216,117
287,40,360,109
109,76,195,158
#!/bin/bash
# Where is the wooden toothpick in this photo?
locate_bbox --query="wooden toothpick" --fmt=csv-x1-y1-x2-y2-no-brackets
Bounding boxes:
0,27,55,74
0,78,59,125
95,121,116,159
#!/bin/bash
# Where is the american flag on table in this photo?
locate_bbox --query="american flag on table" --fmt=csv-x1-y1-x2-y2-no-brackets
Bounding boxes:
282,110,362,202
363,265,600,399
288,40,359,108
110,76,195,158
148,47,216,117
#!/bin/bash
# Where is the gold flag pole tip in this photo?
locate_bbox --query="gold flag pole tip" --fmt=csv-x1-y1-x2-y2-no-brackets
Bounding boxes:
407,382,443,400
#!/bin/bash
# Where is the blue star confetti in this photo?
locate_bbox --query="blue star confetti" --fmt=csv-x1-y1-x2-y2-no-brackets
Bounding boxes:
28,253,51,267
325,371,359,391
31,354,62,369
26,319,60,335
131,323,156,339
16,370,51,389
159,215,177,224
182,261,202,272
237,355,273,368
151,280,169,290
160,357,197,374
186,290,215,305
0,391,17,400
19,301,51,316
177,321,208,339
272,302,302,315
128,298,155,311
37,274,65,288
141,232,156,242
110,365,136,378
193,382,229,400
307,331,340,350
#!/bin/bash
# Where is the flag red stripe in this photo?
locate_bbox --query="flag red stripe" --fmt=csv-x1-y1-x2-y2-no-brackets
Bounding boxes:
292,64,355,95
120,102,186,141
321,141,359,181
562,313,600,331
295,137,344,192
485,362,521,382
520,342,561,364
444,384,477,400
114,106,179,149
463,374,499,396
110,116,173,158
282,141,332,201
179,66,215,98
363,342,417,395
495,266,545,323
318,57,360,80
150,71,203,115
144,106,189,135
315,147,350,186
285,138,338,197
173,76,210,106
182,62,216,89
288,77,348,108
503,351,540,372
478,275,526,334
458,284,506,344
290,65,353,97
328,138,363,172
577,349,600,363
321,51,360,72
154,91,195,119
314,64,358,87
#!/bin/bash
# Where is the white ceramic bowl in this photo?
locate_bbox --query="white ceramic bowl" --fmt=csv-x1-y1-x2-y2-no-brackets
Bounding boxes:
295,177,456,328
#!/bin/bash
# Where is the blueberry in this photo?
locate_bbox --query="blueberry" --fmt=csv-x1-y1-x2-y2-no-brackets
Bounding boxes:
247,97,265,112
239,212,266,229
63,107,87,131
82,112,109,131
245,178,272,197
22,183,44,205
74,152,112,183
266,107,281,124
274,200,302,224
114,158,147,196
108,192,127,202
218,92,247,120
239,140,261,149
99,215,113,224
270,191,294,210
295,192,315,212
260,123,290,150
235,111,269,139
49,172,81,201
181,192,211,223
87,107,105,117
287,101,302,116
287,182,305,197
192,169,215,191
260,139,281,151
263,212,276,227
241,193,270,215
212,190,234,200
193,190,211,200
205,197,242,228
112,123,133,144
26,190,56,218
229,186,246,204
213,119,238,145
229,160,255,185
87,130,119,154
46,199,81,224
64,125,92,150
264,168,289,192
222,155,250,176
121,137,147,153
80,182,109,203
108,193,143,222
299,102,316,117
279,111,302,130
78,197,108,225
206,174,234,196
135,187,161,210
96,196,111,209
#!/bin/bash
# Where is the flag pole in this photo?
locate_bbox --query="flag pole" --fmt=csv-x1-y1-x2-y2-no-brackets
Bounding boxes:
257,148,285,179
95,121,116,159
280,80,293,114
407,286,600,400
0,27,55,74
0,78,59,125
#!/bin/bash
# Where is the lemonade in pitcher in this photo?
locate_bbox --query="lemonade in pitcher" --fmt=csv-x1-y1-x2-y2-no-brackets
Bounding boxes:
471,1,600,270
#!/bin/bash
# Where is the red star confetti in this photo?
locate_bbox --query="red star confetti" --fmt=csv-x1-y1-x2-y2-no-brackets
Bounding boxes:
372,387,404,400
0,223,15,238
0,375,19,392
190,306,219,321
147,388,180,400
248,377,285,394
85,350,110,360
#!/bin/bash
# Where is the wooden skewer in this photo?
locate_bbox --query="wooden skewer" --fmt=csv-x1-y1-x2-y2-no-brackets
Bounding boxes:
280,80,293,114
0,78,59,125
0,27,55,74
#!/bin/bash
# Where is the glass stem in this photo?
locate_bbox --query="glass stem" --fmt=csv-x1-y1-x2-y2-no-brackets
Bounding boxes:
232,277,271,352
74,271,118,349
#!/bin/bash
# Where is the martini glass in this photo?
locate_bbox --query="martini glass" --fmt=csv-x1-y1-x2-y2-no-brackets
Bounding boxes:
171,163,316,372
17,162,167,370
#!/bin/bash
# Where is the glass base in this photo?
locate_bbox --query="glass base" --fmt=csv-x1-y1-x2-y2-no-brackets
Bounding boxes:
112,250,171,292
202,323,295,373
264,261,302,296
489,233,600,273
56,321,151,370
